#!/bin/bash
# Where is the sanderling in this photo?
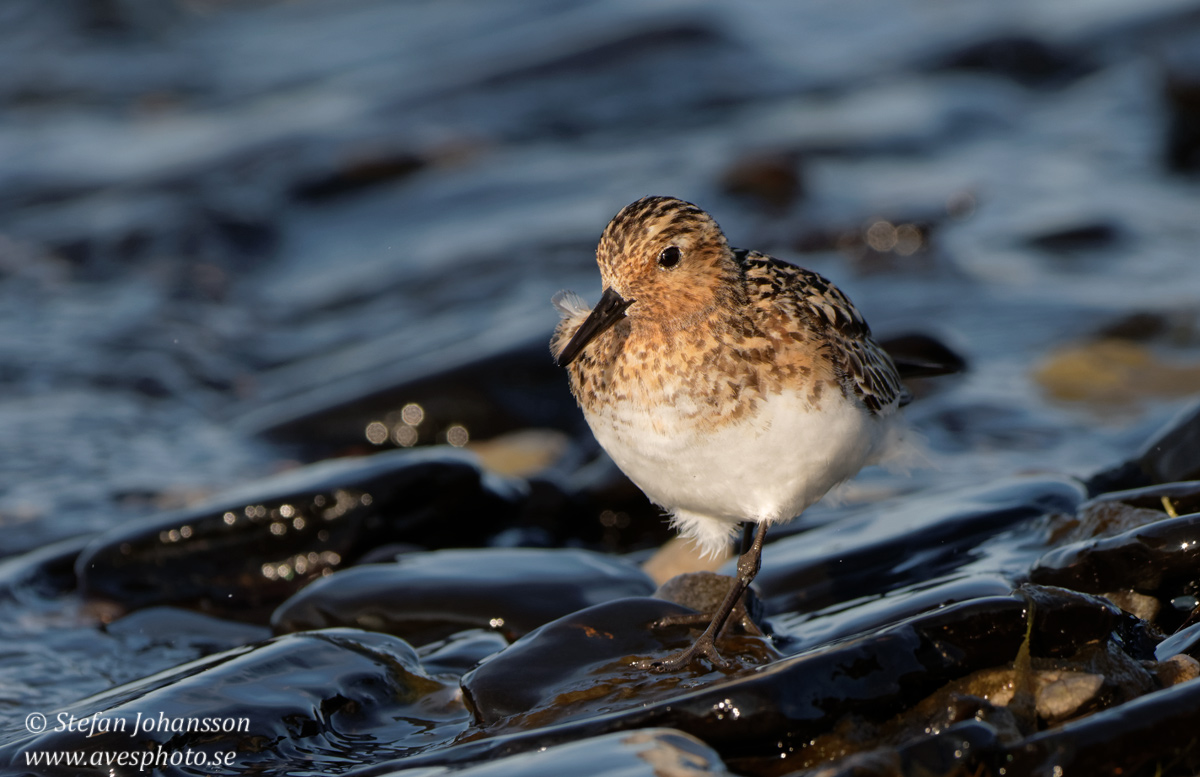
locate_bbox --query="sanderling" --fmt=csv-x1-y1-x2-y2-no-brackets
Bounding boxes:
553,196,928,671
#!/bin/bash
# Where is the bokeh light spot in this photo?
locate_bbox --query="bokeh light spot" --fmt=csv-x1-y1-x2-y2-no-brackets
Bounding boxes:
393,424,418,447
401,403,425,426
865,220,897,252
365,421,388,445
446,425,469,447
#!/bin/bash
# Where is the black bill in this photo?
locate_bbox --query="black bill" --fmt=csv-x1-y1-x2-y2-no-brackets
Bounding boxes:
555,287,633,367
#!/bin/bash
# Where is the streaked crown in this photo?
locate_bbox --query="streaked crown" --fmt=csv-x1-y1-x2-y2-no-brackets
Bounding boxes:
595,196,742,329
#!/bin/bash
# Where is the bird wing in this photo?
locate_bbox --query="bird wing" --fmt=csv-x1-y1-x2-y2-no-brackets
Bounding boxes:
737,250,908,414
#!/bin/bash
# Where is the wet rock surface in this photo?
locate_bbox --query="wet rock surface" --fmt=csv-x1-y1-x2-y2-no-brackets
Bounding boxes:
271,548,656,644
366,728,740,777
0,628,468,774
5,1,1200,776
653,571,767,636
239,335,583,458
360,586,1156,777
459,597,767,731
104,607,272,656
75,449,526,618
1030,511,1200,619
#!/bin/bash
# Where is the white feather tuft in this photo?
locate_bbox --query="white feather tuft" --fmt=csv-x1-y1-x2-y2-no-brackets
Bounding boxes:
669,508,741,560
551,290,591,320
872,421,933,475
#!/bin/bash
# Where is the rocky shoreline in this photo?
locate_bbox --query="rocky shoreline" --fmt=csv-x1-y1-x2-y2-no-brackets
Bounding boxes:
0,402,1198,775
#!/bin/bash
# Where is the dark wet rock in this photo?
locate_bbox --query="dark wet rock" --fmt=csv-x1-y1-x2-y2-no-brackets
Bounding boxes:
0,628,468,774
1044,496,1170,546
385,588,1144,773
763,692,1017,776
783,719,1005,777
238,332,582,458
1087,400,1200,495
460,597,776,731
199,203,280,266
719,151,805,210
653,571,765,637
774,575,1015,655
877,333,967,380
271,548,656,645
1166,75,1200,173
9,187,280,287
451,20,781,140
485,462,668,557
1095,310,1172,342
417,630,510,678
1164,32,1200,174
779,633,1156,776
363,728,737,777
548,455,672,553
1088,479,1200,517
928,35,1095,88
1001,674,1200,777
80,0,181,35
76,449,525,617
1138,401,1200,485
757,476,1085,615
1024,220,1123,253
1029,511,1200,631
0,534,93,599
290,147,426,202
746,588,1155,773
105,607,272,655
1095,308,1200,346
19,193,185,282
478,23,722,88
789,224,846,255
1020,584,1157,662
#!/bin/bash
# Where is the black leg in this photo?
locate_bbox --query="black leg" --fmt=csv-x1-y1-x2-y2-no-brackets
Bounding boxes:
739,521,754,556
636,521,770,672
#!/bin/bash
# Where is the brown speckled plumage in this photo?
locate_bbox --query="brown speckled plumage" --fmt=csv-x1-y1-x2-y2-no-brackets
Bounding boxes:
552,196,906,426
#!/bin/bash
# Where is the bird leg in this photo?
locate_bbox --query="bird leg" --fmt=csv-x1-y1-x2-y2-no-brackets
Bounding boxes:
637,521,770,672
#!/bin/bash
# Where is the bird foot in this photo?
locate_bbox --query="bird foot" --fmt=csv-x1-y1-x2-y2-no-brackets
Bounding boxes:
632,632,732,673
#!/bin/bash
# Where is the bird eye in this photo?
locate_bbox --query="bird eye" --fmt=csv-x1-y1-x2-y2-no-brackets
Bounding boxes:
657,246,681,269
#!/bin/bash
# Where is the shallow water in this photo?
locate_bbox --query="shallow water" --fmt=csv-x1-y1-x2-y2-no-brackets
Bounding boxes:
2,1,1200,775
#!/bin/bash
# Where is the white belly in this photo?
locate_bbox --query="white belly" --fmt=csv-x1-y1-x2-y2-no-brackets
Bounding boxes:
585,391,900,556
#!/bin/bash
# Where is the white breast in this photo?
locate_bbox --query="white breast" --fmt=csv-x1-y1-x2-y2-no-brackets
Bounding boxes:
584,391,905,557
